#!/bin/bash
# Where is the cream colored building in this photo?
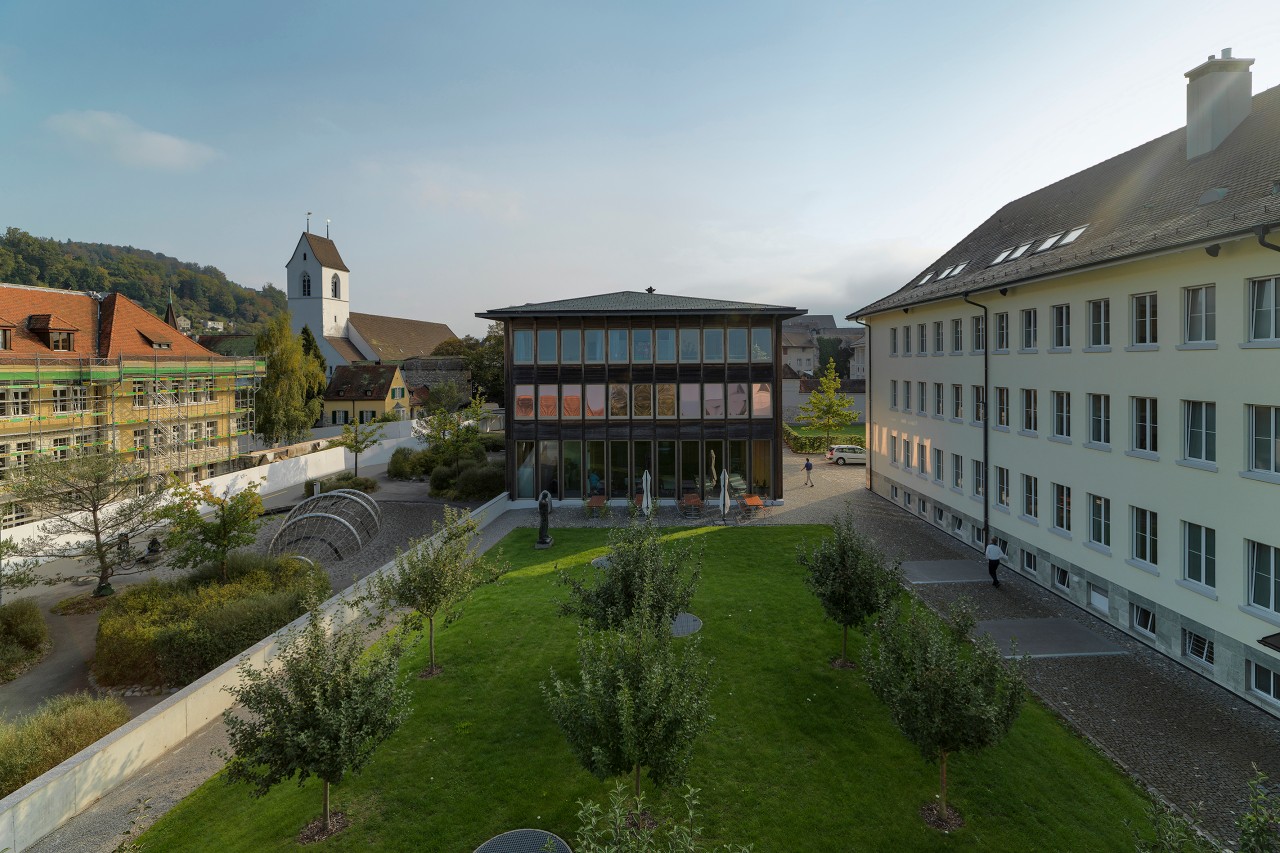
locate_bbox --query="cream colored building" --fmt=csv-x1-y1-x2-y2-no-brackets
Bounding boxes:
853,50,1280,714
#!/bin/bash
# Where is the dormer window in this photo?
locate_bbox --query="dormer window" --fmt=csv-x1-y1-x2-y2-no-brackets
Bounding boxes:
0,330,10,351
50,332,72,351
331,274,340,298
301,273,311,297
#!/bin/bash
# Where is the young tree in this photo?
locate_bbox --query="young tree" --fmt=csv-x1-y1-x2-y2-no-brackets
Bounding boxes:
798,509,901,665
816,337,849,379
420,379,467,416
572,782,752,853
254,313,325,446
366,506,482,676
430,322,504,402
1238,766,1280,853
156,480,266,582
218,605,409,837
412,391,485,460
9,452,169,597
863,599,1026,825
544,616,713,800
327,419,385,477
795,358,859,446
298,324,328,418
559,522,699,633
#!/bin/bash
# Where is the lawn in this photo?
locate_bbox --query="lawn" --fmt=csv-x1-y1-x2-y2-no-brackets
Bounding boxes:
788,423,866,446
141,525,1151,851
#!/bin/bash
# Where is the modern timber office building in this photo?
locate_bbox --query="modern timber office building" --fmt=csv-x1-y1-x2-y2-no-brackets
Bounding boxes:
478,292,801,504
0,284,263,526
852,51,1280,713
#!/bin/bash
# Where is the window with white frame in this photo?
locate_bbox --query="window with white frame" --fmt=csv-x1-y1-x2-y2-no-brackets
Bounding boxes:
1132,506,1158,565
1053,483,1071,532
890,380,898,408
996,466,1010,508
1086,393,1110,445
972,315,985,352
904,492,913,509
1053,565,1070,590
995,312,1010,351
996,387,1009,427
933,321,944,354
952,514,964,535
1250,276,1280,342
1089,494,1111,547
934,506,945,525
1021,389,1038,432
1184,631,1214,667
972,524,984,544
1021,308,1038,350
951,319,963,353
1088,583,1109,612
1249,405,1280,475
890,328,898,355
903,325,912,355
916,381,926,413
934,383,944,417
1184,285,1216,343
917,442,926,474
1132,293,1158,345
1130,603,1156,637
903,382,911,411
1184,522,1216,589
903,440,913,471
919,498,929,516
1052,391,1071,439
917,323,927,352
973,385,985,423
1088,298,1110,347
951,384,963,419
1132,397,1158,452
891,485,899,500
933,448,943,482
889,435,898,464
1022,550,1037,573
972,460,985,497
1022,474,1039,518
1249,540,1280,613
951,453,962,489
1253,661,1280,703
1183,401,1216,463
1052,304,1071,348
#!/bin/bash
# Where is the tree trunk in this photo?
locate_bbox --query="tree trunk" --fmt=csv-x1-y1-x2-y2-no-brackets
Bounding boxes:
323,779,331,831
354,452,359,478
841,624,848,661
92,510,111,596
428,615,435,669
939,750,948,817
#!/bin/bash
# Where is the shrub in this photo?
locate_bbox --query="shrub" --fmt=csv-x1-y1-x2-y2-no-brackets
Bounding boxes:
94,555,329,688
465,440,488,462
327,472,378,494
478,433,505,452
430,462,461,496
387,447,418,480
454,461,505,500
0,597,48,651
0,693,129,797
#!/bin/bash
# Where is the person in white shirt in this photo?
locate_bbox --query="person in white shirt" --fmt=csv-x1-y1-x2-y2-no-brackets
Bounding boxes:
984,538,1004,588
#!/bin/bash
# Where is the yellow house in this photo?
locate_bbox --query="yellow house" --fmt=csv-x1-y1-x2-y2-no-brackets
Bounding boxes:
323,364,409,425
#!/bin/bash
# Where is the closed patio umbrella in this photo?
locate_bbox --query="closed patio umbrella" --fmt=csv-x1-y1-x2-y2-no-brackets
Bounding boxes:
720,468,730,523
642,469,652,517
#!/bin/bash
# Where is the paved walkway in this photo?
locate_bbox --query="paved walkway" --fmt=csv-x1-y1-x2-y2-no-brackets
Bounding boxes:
21,452,1280,847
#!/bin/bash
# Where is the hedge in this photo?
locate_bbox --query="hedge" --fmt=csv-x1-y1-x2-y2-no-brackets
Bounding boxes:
0,693,129,797
0,598,49,682
94,554,329,688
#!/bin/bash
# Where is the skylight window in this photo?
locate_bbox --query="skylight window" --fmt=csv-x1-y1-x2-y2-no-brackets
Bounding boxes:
1059,225,1088,245
917,273,933,287
1008,242,1032,260
991,248,1012,265
939,266,954,279
950,261,967,276
1035,233,1064,253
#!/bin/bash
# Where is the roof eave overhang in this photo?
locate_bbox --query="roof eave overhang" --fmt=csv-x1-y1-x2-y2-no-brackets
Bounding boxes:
848,225,1271,322
477,307,805,321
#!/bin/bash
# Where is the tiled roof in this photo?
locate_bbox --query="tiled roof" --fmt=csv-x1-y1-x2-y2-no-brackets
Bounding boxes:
783,314,837,329
99,293,220,358
303,233,349,272
478,290,803,318
324,335,367,364
781,331,815,349
347,313,456,362
324,364,401,401
852,82,1280,318
28,313,78,331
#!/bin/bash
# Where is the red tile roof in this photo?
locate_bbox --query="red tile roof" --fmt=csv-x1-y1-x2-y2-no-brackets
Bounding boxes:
99,292,219,358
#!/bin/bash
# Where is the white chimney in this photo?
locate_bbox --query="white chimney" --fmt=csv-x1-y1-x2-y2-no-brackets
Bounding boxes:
1185,48,1255,159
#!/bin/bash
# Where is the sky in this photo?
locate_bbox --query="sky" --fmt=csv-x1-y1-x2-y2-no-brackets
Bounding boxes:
2,2,1279,338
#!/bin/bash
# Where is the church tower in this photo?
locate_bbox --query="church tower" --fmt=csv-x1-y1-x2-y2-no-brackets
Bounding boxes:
286,231,350,341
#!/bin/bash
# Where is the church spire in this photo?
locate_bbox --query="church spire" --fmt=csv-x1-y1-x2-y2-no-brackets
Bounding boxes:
164,287,179,330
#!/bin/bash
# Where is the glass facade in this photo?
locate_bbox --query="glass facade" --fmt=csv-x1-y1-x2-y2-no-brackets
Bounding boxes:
501,315,784,501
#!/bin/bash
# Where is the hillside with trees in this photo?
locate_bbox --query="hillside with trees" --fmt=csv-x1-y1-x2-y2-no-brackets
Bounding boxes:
0,227,286,333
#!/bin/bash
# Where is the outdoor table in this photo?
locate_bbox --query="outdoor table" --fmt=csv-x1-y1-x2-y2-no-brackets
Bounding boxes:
587,495,607,517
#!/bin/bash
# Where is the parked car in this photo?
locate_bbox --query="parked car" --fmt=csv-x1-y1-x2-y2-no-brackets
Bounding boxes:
826,444,867,465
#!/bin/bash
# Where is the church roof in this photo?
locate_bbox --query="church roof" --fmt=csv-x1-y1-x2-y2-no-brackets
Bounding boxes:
324,335,367,364
347,313,457,362
301,233,349,272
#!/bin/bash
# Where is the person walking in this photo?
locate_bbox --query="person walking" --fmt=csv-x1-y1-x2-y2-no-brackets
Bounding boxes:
985,537,1004,588
802,457,814,487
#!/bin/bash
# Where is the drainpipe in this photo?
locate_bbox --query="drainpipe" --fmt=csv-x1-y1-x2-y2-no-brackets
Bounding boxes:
863,325,873,493
962,292,990,540
1256,225,1280,253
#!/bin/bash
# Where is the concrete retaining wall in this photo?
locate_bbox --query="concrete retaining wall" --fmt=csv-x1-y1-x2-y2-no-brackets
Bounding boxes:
0,471,506,853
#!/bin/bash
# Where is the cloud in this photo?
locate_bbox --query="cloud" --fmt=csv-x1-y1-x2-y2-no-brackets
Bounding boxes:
46,111,219,172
